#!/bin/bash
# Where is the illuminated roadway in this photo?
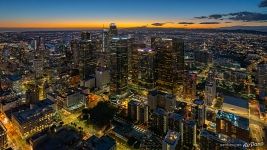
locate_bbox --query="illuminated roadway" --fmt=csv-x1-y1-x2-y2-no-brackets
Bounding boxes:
0,112,30,150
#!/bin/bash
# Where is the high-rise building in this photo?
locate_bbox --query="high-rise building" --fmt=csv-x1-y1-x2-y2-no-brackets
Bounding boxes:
128,100,149,124
95,68,110,90
162,130,181,150
192,99,206,128
33,58,43,78
128,100,139,121
35,36,45,56
70,32,97,81
183,71,197,100
194,49,212,65
81,31,91,41
131,43,146,84
182,120,197,149
168,112,184,133
70,39,80,67
151,108,169,136
148,90,176,112
257,62,267,100
110,37,129,95
131,46,156,90
26,84,39,104
216,110,250,142
152,37,184,93
79,39,97,80
102,29,109,52
205,70,216,105
108,23,118,38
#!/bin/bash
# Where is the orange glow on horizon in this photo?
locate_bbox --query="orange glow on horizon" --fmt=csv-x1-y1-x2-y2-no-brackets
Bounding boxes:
0,19,266,29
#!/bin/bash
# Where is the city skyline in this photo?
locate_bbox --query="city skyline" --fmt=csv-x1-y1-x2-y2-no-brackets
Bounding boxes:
0,1,267,150
0,0,267,29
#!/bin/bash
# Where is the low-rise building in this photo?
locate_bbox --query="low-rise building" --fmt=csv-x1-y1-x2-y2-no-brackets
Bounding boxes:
57,88,85,111
12,99,56,137
80,135,116,150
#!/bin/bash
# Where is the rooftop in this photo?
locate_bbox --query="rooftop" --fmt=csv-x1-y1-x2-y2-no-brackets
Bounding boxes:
200,130,246,146
183,120,196,127
13,99,55,124
216,110,249,130
154,107,168,116
137,48,154,52
7,74,21,81
193,99,204,105
128,100,140,106
223,95,248,109
83,135,116,150
149,90,175,99
163,130,180,145
169,112,183,121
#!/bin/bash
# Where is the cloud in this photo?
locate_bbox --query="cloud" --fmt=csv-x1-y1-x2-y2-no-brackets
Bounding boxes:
228,12,267,21
209,14,223,19
151,22,166,26
259,0,267,7
165,22,175,24
195,12,267,22
178,22,195,24
195,16,208,19
199,22,220,24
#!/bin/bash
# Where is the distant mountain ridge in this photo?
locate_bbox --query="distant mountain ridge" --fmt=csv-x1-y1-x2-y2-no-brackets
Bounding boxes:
220,26,267,32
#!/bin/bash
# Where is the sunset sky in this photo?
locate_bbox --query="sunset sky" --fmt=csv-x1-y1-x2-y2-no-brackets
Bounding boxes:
0,0,266,29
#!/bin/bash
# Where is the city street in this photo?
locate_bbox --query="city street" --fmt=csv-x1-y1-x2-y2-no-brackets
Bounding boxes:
0,112,30,150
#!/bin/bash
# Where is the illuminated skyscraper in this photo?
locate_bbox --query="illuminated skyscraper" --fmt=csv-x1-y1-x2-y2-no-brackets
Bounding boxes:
107,23,119,53
26,84,39,104
152,37,184,93
257,62,267,100
108,23,118,38
102,29,109,52
192,99,206,128
33,58,43,78
81,31,91,41
131,46,155,90
148,90,176,112
151,107,168,136
79,37,97,80
128,100,149,124
70,39,80,67
110,37,129,95
183,71,197,100
183,120,197,149
70,32,97,80
205,70,216,105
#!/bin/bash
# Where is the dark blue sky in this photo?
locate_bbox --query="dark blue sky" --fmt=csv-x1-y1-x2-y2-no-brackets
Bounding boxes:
0,0,266,28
